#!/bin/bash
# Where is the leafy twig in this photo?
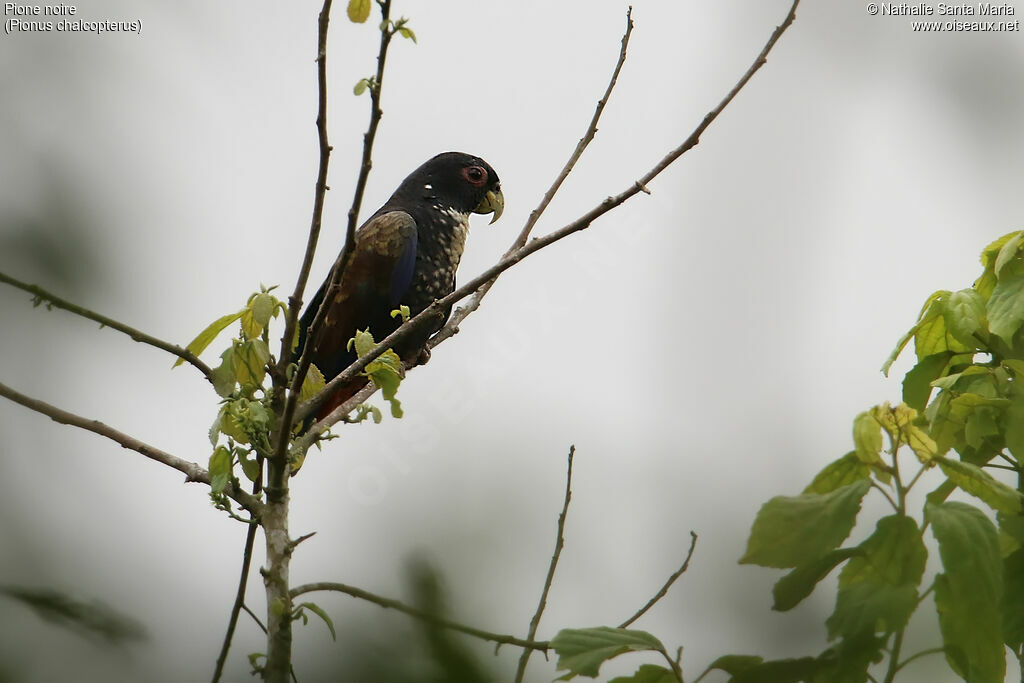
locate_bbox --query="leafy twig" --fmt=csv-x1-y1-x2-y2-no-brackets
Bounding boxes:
288,581,549,652
296,0,802,432
0,270,213,381
618,531,698,629
0,380,262,514
514,445,576,683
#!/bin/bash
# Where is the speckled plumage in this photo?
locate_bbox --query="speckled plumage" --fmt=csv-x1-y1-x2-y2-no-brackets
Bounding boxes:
296,152,503,420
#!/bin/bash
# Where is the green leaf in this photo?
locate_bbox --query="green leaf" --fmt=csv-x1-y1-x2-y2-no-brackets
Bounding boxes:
353,78,370,96
1003,393,1024,461
210,347,238,398
348,328,375,356
740,480,870,569
239,451,260,483
852,411,884,468
826,515,927,638
296,602,336,641
902,352,951,412
234,339,270,389
175,310,243,367
772,548,860,611
248,652,265,674
398,25,417,42
241,292,276,340
209,446,232,495
1003,548,1024,650
803,452,870,495
299,363,326,404
366,348,403,418
944,288,986,348
705,654,763,676
390,304,411,322
994,231,1024,277
551,627,664,679
881,323,916,376
347,0,371,22
608,664,676,683
927,502,1005,683
927,392,1009,457
987,272,1024,342
937,457,1022,515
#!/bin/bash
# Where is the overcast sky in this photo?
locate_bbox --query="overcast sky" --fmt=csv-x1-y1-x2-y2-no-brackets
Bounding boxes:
1,1,1023,681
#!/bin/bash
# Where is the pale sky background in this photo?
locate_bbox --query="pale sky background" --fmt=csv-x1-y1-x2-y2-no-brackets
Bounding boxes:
1,1,1024,681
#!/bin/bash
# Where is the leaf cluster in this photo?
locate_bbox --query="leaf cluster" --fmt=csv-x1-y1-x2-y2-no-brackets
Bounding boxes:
718,231,1024,683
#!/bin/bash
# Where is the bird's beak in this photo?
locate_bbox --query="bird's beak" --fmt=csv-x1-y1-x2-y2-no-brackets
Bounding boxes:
474,187,504,224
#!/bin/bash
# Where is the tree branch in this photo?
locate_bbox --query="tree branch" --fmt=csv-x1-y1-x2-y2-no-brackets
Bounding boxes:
274,0,336,386
289,381,378,455
431,6,634,351
0,380,262,514
294,0,801,432
276,0,397,468
289,581,549,652
514,445,576,683
618,531,698,629
0,270,214,381
211,473,263,683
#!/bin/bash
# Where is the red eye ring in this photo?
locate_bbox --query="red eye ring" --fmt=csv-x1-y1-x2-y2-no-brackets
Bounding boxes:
462,165,487,187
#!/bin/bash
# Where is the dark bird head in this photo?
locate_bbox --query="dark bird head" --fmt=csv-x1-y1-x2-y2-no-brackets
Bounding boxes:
394,151,504,224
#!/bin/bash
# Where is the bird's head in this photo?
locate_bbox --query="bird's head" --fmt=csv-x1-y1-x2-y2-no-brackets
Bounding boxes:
404,151,504,224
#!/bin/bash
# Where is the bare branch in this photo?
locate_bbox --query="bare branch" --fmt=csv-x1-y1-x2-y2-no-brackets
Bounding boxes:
211,514,261,683
0,270,214,381
618,531,698,629
276,0,398,469
289,581,549,652
514,445,576,683
296,0,801,427
275,0,336,382
432,6,635,351
0,380,263,514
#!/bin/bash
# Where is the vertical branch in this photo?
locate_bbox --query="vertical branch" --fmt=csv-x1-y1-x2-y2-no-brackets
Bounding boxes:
211,469,264,683
275,0,396,460
275,0,336,383
514,446,576,683
263,2,335,679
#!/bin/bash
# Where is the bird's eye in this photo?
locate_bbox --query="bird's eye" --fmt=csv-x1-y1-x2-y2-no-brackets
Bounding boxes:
462,165,487,186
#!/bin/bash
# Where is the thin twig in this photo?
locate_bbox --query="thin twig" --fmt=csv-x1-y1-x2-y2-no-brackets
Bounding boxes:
276,0,396,467
275,0,335,387
0,380,263,514
211,511,261,682
0,270,214,381
242,603,268,634
289,382,377,455
289,581,549,652
514,445,576,683
618,531,698,629
211,467,264,683
429,6,634,351
295,0,801,432
659,647,685,683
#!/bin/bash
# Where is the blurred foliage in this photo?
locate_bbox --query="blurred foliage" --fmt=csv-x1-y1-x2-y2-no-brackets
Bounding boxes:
0,586,146,644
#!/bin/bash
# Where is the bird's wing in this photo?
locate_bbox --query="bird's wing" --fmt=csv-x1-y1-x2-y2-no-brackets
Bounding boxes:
299,210,417,381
